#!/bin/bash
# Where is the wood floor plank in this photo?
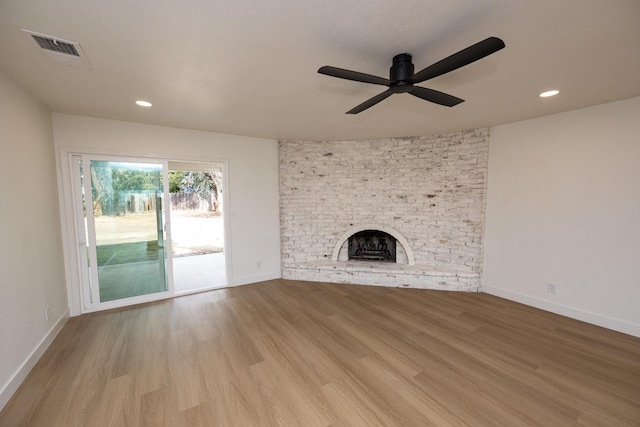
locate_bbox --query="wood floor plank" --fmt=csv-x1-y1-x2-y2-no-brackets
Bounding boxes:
1,279,639,426
321,380,394,427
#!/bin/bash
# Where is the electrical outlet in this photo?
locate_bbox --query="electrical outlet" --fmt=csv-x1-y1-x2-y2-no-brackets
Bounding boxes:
547,283,557,294
257,261,262,269
45,306,50,321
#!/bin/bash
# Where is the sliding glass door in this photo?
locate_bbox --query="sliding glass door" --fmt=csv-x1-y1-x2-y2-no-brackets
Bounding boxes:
68,153,228,312
82,157,170,306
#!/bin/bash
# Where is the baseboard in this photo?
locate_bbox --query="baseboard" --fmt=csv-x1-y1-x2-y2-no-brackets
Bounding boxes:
230,271,281,287
0,309,70,412
483,286,640,338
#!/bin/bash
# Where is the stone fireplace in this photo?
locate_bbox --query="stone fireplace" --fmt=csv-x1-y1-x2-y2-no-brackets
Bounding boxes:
279,128,489,291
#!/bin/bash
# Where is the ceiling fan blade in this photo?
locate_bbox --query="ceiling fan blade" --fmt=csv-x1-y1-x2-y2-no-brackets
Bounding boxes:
346,89,394,114
409,86,464,107
411,37,505,84
318,66,390,86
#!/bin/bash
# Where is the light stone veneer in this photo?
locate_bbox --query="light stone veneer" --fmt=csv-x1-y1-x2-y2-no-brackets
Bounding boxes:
279,128,489,291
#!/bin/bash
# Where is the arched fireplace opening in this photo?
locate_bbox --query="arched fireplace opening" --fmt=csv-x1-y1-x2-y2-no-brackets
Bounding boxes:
348,230,396,262
332,225,415,265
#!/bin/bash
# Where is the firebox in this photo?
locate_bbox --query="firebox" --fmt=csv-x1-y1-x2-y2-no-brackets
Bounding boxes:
348,230,397,262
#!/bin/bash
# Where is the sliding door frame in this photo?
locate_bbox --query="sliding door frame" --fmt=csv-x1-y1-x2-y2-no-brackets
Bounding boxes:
82,154,173,311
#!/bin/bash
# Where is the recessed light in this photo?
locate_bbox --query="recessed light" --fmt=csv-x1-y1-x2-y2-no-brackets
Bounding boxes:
539,90,559,98
136,100,152,107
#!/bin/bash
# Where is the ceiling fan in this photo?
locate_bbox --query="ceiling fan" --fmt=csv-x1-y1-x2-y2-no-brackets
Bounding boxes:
318,37,505,114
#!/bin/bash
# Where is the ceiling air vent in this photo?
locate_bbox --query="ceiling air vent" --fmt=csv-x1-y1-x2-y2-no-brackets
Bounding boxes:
32,35,80,56
21,29,91,70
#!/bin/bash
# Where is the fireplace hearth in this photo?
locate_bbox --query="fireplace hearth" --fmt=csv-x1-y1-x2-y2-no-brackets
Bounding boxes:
348,230,396,262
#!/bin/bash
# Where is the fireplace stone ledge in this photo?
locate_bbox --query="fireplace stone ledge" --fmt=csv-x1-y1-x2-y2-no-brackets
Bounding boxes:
282,260,480,292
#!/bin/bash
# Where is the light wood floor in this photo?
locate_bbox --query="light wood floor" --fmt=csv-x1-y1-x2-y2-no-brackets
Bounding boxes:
2,279,639,426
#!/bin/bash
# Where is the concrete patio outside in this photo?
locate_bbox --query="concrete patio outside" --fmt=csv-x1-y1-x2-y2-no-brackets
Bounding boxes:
94,210,226,301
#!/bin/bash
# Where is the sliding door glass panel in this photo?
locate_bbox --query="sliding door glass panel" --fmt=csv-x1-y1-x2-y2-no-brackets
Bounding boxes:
167,162,227,293
89,160,167,302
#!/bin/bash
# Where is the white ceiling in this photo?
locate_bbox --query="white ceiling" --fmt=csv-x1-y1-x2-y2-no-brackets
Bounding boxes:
1,0,639,141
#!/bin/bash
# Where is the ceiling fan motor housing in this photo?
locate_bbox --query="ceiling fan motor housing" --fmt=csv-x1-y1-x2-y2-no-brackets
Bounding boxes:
390,54,414,92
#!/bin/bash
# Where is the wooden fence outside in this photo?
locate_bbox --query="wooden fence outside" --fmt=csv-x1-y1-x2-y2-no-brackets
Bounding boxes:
95,192,215,216
169,192,212,211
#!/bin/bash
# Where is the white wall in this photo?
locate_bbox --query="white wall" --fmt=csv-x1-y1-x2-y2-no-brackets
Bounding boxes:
483,96,640,337
0,72,69,410
52,114,281,314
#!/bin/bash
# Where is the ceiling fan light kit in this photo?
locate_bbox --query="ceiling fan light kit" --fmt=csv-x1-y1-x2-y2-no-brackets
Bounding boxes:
318,37,505,114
